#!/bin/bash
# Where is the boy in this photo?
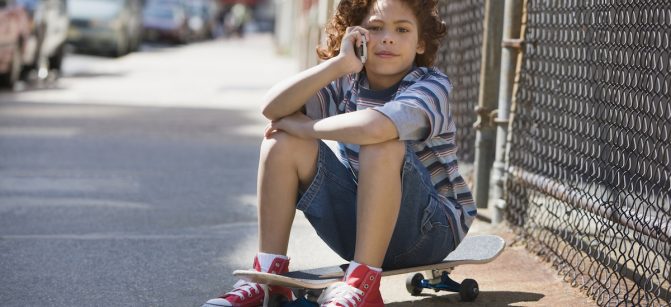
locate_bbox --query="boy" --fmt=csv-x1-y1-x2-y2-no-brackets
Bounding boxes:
204,0,476,306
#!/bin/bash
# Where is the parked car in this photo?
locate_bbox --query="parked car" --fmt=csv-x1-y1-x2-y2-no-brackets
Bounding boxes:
17,0,69,78
0,0,30,87
185,0,217,40
66,0,142,57
142,1,189,44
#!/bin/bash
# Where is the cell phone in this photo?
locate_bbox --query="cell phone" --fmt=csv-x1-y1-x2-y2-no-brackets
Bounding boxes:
357,36,367,64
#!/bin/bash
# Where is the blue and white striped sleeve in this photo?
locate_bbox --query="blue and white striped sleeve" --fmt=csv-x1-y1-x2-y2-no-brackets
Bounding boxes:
305,78,343,120
374,76,454,141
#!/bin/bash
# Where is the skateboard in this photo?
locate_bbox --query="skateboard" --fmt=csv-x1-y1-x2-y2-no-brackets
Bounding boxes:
234,234,505,305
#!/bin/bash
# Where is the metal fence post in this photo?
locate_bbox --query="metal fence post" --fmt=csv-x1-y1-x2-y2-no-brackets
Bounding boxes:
489,0,523,223
472,0,504,209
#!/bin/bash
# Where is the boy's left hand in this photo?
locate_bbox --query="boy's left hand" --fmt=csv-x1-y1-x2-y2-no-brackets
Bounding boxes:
265,112,314,139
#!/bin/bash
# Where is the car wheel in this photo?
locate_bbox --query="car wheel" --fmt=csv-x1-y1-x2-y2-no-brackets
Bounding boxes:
49,42,66,72
131,32,141,52
110,33,128,57
0,45,23,88
21,23,46,79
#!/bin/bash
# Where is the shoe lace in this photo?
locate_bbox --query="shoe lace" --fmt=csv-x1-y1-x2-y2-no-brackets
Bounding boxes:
317,282,364,307
224,280,270,306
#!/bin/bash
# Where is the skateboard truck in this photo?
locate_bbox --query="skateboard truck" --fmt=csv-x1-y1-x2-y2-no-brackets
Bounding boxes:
406,270,479,302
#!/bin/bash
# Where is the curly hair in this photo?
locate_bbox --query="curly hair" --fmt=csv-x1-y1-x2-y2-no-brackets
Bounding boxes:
316,0,446,67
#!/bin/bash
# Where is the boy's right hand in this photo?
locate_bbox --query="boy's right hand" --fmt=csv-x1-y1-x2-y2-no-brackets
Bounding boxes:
337,26,369,74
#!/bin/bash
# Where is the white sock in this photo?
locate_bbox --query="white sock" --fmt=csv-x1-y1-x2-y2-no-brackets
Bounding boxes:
257,252,289,272
345,261,382,279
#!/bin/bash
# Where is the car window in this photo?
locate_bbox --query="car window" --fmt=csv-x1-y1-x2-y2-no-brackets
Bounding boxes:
144,0,181,7
143,5,181,20
67,0,123,20
16,0,38,10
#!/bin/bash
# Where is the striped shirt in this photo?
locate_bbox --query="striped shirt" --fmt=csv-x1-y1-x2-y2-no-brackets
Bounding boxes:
305,66,477,244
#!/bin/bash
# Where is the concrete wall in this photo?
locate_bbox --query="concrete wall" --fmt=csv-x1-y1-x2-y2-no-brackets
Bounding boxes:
274,0,338,69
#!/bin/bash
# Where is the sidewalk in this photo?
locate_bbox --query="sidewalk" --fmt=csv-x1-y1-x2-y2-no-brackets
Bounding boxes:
380,210,598,306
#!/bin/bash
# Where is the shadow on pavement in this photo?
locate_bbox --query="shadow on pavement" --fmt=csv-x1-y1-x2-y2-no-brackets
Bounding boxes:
65,71,128,79
386,291,545,307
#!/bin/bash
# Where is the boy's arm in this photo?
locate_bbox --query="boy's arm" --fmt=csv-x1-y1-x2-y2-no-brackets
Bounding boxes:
262,28,368,121
261,57,350,120
266,109,399,145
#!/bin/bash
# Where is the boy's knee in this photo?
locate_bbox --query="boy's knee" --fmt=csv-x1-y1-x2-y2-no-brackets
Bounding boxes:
263,131,299,149
359,140,406,165
261,132,317,157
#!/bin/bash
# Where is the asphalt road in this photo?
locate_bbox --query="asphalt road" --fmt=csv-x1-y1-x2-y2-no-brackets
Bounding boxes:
0,36,342,307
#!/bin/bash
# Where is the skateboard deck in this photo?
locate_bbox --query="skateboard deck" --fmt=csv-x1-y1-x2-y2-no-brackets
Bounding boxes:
234,234,505,289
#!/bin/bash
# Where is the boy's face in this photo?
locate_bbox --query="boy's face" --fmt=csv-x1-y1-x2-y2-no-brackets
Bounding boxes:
361,0,425,85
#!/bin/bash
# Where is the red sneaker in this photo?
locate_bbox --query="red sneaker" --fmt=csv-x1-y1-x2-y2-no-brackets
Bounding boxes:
203,256,292,307
317,265,384,307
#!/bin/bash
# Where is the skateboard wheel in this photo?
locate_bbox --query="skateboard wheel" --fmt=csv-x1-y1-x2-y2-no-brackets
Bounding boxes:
459,278,479,302
405,273,424,296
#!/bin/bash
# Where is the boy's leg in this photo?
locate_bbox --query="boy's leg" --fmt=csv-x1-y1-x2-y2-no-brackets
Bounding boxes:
353,140,405,267
203,132,318,307
257,131,318,255
317,140,404,307
318,140,455,306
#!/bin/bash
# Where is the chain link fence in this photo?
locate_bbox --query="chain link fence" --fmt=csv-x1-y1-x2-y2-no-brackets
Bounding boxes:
505,1,671,306
297,0,669,305
434,0,484,165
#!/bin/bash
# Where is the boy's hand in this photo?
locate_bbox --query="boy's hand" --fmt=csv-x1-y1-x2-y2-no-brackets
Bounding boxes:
337,26,369,74
265,112,314,139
